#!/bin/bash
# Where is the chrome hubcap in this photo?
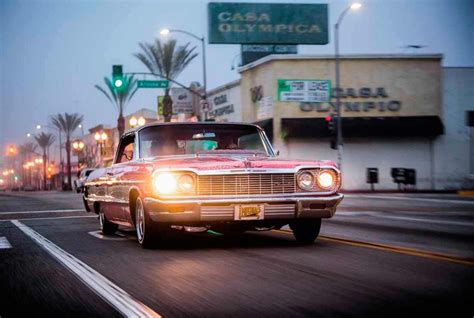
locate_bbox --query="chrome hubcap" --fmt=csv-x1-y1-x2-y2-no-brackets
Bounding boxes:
136,199,145,243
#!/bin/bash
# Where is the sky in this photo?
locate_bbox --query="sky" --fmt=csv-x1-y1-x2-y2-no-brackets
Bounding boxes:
1,0,473,161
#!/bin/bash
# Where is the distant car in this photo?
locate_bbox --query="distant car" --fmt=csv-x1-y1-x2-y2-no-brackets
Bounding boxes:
0,179,6,192
74,168,95,193
84,122,343,248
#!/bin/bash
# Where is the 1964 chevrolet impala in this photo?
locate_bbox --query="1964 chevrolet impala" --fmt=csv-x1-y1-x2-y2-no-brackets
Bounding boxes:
84,122,343,248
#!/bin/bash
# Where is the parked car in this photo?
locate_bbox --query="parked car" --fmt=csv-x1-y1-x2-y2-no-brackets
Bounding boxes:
74,168,95,193
84,122,343,248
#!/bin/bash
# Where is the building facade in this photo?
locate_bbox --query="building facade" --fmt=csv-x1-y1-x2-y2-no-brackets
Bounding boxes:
203,54,473,191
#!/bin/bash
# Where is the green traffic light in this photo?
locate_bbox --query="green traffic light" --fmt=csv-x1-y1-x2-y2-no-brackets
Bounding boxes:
114,79,123,88
112,64,124,91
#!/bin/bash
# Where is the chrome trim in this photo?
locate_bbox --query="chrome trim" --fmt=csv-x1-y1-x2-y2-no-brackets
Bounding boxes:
155,190,338,200
144,193,343,205
150,165,339,176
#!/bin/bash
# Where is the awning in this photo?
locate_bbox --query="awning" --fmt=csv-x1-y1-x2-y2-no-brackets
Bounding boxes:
281,116,444,138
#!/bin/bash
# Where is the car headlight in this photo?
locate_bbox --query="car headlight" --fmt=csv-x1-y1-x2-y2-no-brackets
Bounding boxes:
152,172,196,195
316,170,337,190
152,172,177,195
178,174,195,193
297,171,314,191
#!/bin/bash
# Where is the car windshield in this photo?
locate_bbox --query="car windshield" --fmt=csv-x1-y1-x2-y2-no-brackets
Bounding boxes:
139,124,271,158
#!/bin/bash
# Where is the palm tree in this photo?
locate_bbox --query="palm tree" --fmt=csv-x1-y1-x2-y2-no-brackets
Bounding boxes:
135,39,198,121
95,75,138,137
34,132,55,190
51,113,83,191
19,142,37,187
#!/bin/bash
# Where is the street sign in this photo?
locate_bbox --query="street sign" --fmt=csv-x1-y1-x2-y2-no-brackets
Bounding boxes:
138,80,169,89
200,99,211,112
278,79,331,103
208,3,328,44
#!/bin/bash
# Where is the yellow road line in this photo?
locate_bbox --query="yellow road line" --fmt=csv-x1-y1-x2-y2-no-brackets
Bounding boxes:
272,229,474,266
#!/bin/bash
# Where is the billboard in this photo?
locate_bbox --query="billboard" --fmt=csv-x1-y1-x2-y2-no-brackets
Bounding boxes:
208,3,328,44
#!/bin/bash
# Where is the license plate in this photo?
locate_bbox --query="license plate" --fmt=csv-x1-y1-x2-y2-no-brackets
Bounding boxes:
234,204,264,220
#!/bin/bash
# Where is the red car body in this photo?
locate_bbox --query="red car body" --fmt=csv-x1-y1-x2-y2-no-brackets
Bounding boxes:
84,122,343,248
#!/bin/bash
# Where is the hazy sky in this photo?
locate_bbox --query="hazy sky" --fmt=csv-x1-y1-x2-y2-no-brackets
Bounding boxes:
1,0,473,157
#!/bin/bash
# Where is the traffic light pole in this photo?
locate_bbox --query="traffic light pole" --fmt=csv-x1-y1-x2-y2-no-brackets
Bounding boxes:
335,22,343,171
334,6,352,172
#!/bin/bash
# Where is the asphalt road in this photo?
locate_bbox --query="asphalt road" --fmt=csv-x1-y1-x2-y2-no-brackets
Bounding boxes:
0,191,473,317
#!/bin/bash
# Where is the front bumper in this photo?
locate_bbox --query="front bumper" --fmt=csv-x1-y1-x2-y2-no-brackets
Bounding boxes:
143,193,344,223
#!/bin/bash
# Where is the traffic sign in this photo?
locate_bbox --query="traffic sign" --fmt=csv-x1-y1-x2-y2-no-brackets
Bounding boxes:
200,99,211,112
137,80,169,89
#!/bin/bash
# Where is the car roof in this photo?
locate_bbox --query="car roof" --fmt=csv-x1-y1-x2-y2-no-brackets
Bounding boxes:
124,121,263,135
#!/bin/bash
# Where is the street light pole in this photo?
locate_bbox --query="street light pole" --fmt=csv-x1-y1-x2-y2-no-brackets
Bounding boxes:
160,28,208,119
334,2,361,171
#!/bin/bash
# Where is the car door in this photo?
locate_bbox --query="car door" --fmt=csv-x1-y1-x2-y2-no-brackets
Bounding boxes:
105,133,136,224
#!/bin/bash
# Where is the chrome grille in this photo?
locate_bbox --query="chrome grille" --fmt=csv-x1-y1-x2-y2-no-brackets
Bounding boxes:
197,174,295,196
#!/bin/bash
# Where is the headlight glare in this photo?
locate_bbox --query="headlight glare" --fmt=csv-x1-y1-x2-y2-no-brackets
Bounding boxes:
317,170,336,190
152,172,177,195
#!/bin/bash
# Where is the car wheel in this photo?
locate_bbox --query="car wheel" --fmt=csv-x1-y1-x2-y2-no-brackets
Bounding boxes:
99,209,118,235
135,196,161,249
289,219,322,244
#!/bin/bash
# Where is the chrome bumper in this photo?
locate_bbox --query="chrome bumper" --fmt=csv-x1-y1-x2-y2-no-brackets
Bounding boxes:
143,193,344,223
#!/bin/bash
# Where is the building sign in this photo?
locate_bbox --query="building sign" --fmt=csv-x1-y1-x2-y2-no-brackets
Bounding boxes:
171,88,194,114
299,87,402,113
257,96,273,120
241,44,297,65
278,79,331,103
209,93,234,118
208,3,328,44
207,81,242,122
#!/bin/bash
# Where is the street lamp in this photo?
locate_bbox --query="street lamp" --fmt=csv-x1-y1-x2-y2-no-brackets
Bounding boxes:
129,116,138,128
160,28,208,116
334,2,362,171
94,131,108,156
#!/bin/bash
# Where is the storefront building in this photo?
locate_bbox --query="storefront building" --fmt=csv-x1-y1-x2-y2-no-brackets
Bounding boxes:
206,54,473,190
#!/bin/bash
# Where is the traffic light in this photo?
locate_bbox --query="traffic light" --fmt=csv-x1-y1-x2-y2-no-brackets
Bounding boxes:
112,65,124,91
325,114,337,149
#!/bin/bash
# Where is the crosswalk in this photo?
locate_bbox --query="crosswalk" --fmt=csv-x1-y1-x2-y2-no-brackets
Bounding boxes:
0,236,12,249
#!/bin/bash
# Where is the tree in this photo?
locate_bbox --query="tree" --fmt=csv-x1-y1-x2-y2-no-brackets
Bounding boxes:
51,113,83,191
135,39,198,122
95,75,138,137
34,132,55,190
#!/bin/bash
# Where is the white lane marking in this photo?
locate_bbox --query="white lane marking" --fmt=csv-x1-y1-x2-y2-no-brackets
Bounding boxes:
344,194,474,205
11,220,161,318
0,236,12,249
88,230,136,241
337,211,474,227
0,215,96,222
0,209,84,215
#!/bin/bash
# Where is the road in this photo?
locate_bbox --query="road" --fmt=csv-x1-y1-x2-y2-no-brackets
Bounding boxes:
0,191,473,317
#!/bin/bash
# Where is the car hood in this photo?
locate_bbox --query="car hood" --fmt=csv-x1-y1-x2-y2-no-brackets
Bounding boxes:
147,155,336,172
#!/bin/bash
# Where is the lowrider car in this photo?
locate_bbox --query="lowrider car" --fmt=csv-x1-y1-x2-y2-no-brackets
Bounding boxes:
84,122,343,248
